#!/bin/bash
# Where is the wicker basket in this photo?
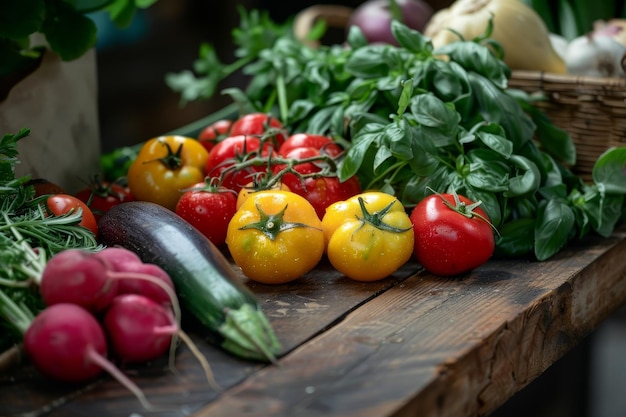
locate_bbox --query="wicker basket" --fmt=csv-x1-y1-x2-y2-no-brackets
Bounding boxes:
508,71,626,182
294,5,626,182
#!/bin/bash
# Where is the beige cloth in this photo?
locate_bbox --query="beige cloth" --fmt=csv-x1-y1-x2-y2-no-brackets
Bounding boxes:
0,49,101,193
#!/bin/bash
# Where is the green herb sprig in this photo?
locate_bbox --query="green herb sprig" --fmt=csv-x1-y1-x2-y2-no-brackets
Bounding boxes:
0,129,100,351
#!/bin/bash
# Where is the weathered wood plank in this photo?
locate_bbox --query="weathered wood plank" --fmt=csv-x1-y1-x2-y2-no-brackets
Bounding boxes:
193,229,626,417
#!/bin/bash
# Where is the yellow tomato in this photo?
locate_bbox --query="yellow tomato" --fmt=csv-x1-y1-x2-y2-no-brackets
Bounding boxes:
127,136,209,211
236,181,290,210
322,191,414,282
226,190,324,284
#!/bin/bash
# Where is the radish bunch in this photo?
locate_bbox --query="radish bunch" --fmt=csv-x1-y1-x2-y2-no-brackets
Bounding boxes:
23,247,217,411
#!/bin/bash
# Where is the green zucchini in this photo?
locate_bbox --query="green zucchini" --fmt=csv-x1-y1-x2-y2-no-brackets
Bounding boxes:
97,201,281,362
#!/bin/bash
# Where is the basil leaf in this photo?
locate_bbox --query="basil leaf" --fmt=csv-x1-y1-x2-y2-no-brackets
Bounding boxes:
464,149,510,193
345,45,392,79
592,147,626,194
0,0,44,39
386,121,412,159
340,123,385,180
409,93,460,137
307,105,339,135
517,97,576,165
373,146,394,171
467,72,535,149
346,25,368,49
507,155,541,197
494,218,536,258
391,20,432,54
41,0,97,61
435,41,510,89
534,199,575,261
474,123,513,158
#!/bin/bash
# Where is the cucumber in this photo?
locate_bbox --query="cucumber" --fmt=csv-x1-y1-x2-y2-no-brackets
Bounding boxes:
98,201,281,362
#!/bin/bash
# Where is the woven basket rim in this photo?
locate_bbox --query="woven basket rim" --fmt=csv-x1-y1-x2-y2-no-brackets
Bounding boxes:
511,70,626,88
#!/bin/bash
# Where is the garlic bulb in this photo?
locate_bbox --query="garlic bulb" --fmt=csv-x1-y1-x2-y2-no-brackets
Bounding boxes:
565,33,626,78
549,33,568,62
423,0,567,74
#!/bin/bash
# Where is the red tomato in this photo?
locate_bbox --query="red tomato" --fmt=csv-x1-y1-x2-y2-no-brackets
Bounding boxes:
205,135,275,192
272,147,326,194
26,178,66,197
46,194,98,236
75,180,134,221
409,193,495,276
229,113,287,149
197,119,233,153
278,133,343,157
175,183,237,247
300,175,362,220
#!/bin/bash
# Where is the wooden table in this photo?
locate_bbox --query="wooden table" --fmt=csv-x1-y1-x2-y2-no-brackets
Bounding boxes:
1,226,625,417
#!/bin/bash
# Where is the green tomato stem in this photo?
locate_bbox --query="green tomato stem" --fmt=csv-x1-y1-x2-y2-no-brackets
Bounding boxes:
356,197,412,234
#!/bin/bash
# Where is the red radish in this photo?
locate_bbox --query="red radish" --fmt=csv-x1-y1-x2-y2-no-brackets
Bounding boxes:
103,294,221,389
103,294,175,363
41,248,177,312
24,303,165,410
111,262,175,306
92,246,143,272
24,303,107,382
39,249,118,312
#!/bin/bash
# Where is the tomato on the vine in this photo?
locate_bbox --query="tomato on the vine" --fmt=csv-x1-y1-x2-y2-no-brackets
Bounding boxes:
409,192,496,276
175,181,237,247
322,191,414,282
205,135,275,192
26,178,65,197
301,175,362,220
226,190,324,284
271,146,361,219
229,113,287,149
197,119,233,153
236,180,290,210
75,177,134,220
127,135,209,211
46,194,98,236
278,133,342,157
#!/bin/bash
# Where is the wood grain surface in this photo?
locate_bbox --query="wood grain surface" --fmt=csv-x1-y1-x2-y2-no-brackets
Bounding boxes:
1,228,625,417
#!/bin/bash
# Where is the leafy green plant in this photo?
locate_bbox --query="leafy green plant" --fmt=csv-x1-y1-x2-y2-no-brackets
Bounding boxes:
0,0,158,79
0,129,100,351
166,9,626,261
520,0,626,40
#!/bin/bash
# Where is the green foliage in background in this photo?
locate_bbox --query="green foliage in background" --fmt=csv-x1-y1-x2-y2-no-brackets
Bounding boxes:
0,0,158,79
521,0,626,40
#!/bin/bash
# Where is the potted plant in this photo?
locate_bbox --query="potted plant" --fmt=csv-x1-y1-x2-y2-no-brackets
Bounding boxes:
0,0,157,192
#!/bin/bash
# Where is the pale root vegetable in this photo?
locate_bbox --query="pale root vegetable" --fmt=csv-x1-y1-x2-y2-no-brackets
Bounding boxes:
423,0,567,73
24,303,166,410
565,33,626,77
103,294,175,363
